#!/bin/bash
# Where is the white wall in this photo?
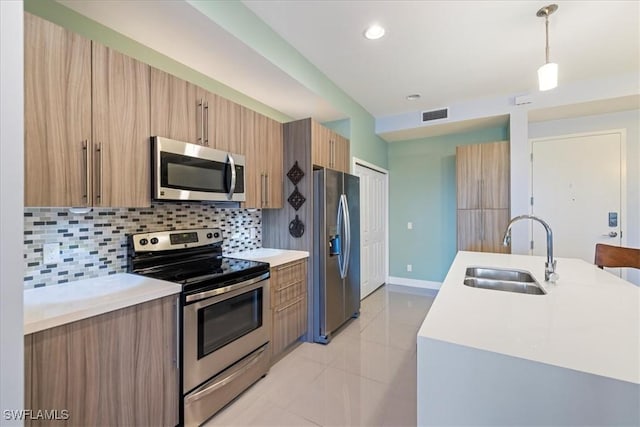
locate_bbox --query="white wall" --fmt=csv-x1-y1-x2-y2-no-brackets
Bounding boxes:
1,1,25,424
528,110,640,285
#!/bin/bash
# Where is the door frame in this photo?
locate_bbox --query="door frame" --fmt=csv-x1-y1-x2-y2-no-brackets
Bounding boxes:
529,128,628,264
352,157,390,291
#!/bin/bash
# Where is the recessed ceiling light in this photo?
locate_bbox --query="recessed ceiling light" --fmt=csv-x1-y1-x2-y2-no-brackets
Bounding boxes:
364,24,385,40
406,94,421,101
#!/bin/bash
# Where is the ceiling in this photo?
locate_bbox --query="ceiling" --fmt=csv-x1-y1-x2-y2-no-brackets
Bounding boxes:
59,0,639,135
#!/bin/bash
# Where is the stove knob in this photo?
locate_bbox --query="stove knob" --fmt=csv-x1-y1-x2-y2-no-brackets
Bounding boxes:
150,237,159,245
214,232,220,239
206,232,213,239
139,238,148,246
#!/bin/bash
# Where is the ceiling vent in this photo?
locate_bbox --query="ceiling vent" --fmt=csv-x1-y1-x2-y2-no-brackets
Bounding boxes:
422,108,449,123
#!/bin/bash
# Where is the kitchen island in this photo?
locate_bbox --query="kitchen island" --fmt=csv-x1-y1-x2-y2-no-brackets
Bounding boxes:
417,251,639,426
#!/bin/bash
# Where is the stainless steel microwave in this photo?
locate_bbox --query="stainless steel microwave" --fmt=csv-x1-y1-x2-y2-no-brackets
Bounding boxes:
152,136,245,202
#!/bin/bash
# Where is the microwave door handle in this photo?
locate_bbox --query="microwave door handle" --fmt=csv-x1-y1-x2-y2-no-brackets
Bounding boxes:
227,153,236,200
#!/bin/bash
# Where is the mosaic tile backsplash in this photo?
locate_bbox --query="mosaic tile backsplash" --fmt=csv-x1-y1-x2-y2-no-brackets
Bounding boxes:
24,203,261,288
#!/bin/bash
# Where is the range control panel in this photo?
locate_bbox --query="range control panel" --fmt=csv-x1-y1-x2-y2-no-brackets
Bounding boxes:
130,228,222,252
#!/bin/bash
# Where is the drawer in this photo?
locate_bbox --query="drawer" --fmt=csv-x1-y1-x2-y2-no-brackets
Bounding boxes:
272,279,305,307
271,259,306,292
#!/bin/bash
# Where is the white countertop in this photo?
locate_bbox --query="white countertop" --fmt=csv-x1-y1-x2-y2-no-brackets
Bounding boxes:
418,251,640,384
225,248,309,267
24,273,181,335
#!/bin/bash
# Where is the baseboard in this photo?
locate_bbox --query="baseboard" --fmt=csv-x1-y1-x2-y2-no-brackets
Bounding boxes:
387,276,442,291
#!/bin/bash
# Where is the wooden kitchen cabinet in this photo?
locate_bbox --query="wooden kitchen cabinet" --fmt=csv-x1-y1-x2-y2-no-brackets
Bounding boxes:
456,141,510,253
24,12,91,207
270,259,307,361
151,69,246,156
92,43,150,207
150,68,201,145
25,13,150,207
311,120,350,172
24,295,179,427
243,109,283,209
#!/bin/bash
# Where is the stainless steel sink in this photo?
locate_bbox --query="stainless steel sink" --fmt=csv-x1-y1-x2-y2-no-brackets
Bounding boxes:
463,267,546,295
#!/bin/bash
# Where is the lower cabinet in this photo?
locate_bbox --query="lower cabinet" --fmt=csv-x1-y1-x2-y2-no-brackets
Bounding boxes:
457,208,510,253
24,295,179,427
270,259,307,361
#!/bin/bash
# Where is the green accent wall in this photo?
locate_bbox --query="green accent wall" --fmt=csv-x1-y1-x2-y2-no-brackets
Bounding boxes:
388,126,509,282
25,0,388,170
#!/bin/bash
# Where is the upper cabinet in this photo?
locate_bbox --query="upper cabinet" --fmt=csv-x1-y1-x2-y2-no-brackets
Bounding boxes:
150,68,201,145
150,69,245,156
92,43,151,207
24,13,150,207
309,119,351,173
24,12,91,207
243,109,283,209
456,141,510,210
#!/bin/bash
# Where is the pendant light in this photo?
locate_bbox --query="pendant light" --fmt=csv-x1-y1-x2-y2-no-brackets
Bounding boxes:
537,4,559,91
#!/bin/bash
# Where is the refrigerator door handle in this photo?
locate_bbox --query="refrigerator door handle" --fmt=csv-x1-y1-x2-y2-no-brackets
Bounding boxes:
337,195,346,279
342,194,351,277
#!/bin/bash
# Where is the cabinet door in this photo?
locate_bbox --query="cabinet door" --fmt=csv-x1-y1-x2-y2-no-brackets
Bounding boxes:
456,144,482,209
92,43,151,208
150,68,200,145
311,120,330,169
208,94,243,154
29,296,178,426
457,210,483,252
333,133,351,173
482,209,511,254
24,12,91,207
481,142,510,209
242,108,261,208
272,294,307,358
265,117,283,208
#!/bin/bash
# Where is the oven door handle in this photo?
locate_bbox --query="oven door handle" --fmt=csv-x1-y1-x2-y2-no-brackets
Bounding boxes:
185,272,269,304
184,345,266,405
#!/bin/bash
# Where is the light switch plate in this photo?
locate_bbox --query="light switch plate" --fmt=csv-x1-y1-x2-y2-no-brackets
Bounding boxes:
43,243,60,264
407,222,413,230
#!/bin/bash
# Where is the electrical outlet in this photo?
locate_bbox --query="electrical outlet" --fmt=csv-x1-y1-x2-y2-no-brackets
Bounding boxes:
407,222,413,230
43,243,60,264
407,264,412,272
250,227,257,239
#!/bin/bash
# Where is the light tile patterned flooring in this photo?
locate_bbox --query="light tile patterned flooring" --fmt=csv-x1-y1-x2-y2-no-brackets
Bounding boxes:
204,285,436,427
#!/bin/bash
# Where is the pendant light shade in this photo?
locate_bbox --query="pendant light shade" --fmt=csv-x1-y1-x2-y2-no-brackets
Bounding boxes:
537,4,559,91
538,62,558,91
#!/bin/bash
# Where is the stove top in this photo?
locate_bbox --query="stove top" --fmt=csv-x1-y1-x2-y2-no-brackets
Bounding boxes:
128,228,269,292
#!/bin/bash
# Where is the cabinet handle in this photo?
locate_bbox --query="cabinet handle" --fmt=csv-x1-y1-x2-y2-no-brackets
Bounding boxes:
95,142,103,205
277,280,303,292
264,174,269,207
261,173,266,207
203,101,209,146
82,140,90,203
197,98,204,144
330,139,334,168
276,296,305,313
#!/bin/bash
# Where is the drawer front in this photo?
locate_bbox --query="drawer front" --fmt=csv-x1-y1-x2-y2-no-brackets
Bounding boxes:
271,294,307,357
271,260,307,307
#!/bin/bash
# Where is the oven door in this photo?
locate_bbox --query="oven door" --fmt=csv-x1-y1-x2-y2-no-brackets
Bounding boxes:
182,273,270,393
152,136,245,202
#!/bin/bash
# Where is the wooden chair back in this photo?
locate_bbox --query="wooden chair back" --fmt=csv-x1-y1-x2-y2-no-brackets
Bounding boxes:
594,244,640,270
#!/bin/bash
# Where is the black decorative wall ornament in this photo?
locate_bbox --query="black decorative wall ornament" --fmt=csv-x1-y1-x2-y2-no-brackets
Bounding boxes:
287,185,306,211
286,161,304,185
289,215,304,238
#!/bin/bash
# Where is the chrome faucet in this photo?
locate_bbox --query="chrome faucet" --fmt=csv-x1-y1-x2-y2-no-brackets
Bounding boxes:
502,215,558,282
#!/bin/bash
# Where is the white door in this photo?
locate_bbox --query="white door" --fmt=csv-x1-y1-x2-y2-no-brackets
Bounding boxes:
354,162,387,299
531,131,624,272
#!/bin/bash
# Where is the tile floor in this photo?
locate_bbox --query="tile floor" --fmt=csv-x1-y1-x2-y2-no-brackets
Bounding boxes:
204,284,437,427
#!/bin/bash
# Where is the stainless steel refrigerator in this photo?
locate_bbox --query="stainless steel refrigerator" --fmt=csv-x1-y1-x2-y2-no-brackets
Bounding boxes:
313,169,360,344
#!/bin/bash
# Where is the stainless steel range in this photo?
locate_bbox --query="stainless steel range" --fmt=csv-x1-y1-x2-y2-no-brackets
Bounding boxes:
128,228,270,427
